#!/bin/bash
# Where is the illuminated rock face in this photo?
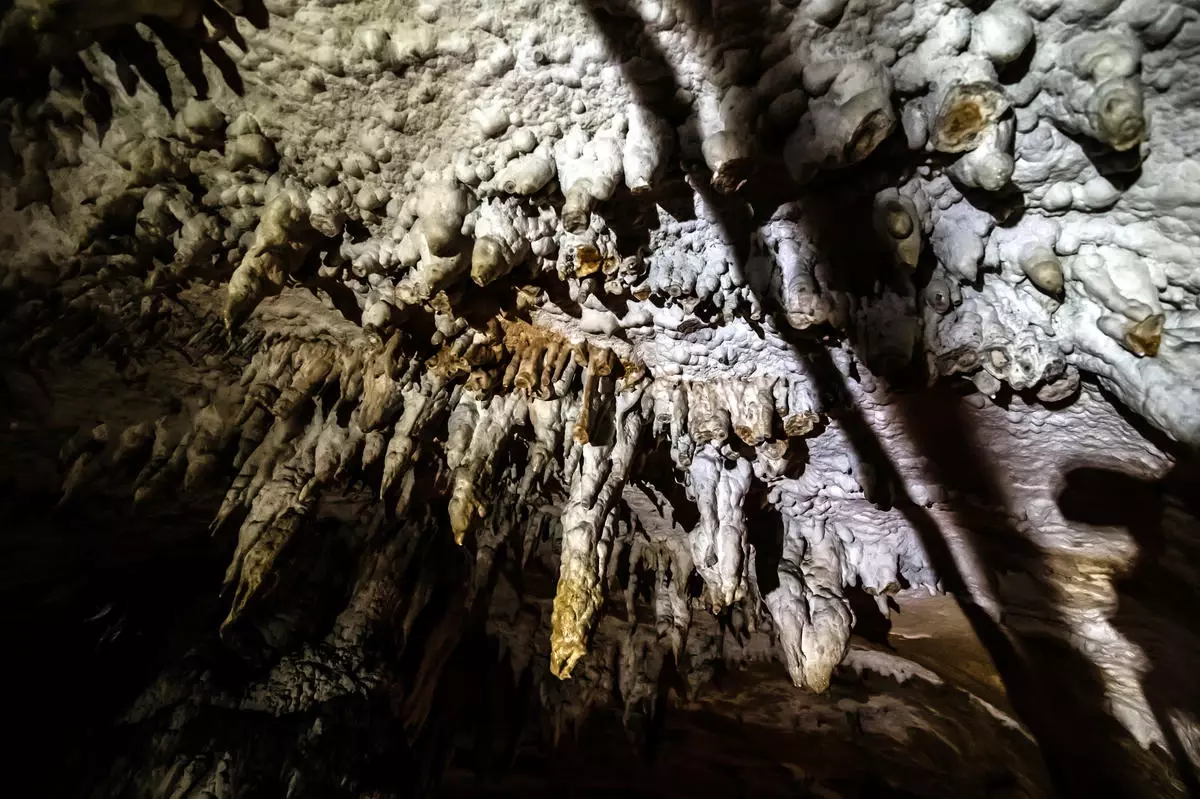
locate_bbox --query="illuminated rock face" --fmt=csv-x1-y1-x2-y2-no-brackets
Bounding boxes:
2,0,1200,796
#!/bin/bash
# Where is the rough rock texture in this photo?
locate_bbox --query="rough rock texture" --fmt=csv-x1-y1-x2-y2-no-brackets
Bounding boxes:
2,0,1200,796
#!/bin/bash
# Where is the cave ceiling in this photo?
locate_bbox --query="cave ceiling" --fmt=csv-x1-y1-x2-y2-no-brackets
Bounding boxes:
2,0,1200,796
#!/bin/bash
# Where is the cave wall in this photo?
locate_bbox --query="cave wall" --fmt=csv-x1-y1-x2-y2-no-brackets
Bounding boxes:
2,0,1200,796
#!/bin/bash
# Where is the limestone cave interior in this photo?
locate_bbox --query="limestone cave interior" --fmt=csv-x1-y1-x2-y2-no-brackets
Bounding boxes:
3,0,1200,796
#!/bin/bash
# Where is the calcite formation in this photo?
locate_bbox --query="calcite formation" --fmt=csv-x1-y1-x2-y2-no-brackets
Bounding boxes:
2,0,1200,796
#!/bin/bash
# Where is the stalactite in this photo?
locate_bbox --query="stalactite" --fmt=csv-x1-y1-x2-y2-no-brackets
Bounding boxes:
5,0,1200,794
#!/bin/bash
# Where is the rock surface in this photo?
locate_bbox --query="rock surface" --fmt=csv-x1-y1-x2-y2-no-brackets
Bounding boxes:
2,0,1199,796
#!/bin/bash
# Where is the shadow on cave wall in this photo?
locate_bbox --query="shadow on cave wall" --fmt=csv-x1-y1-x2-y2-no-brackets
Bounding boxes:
581,0,1200,795
1059,461,1200,797
0,0,268,112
